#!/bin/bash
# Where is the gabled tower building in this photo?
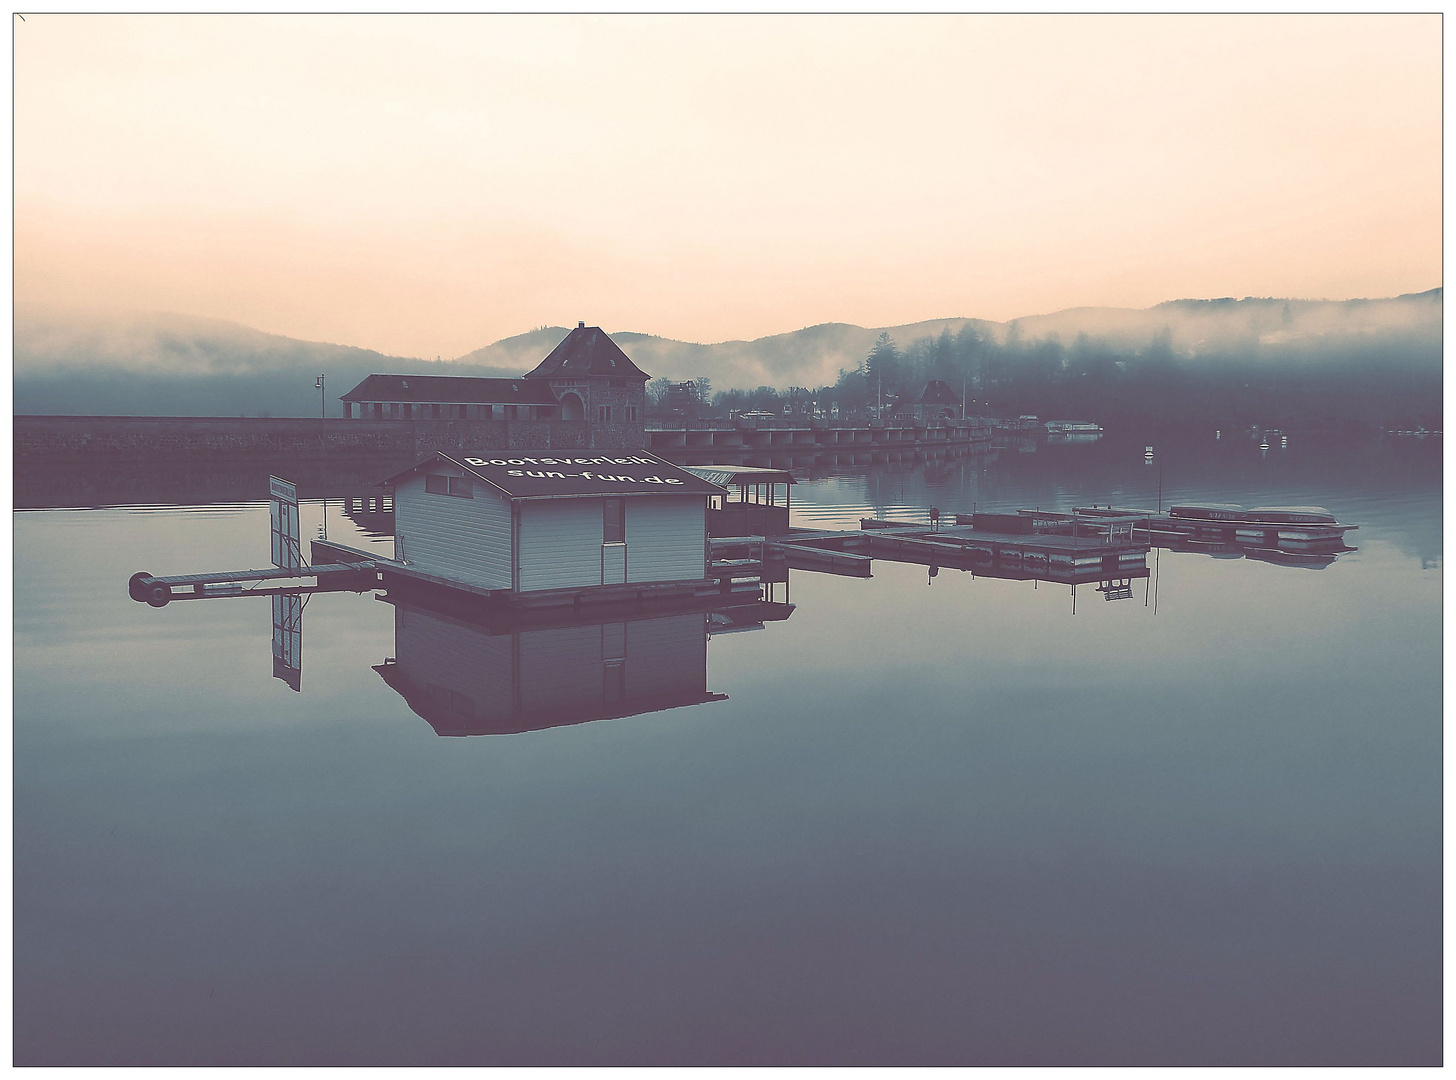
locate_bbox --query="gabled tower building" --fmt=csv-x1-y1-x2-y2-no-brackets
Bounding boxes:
521,321,649,445
339,322,650,450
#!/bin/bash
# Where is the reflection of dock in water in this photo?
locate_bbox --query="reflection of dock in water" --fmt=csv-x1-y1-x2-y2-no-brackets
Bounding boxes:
374,590,793,736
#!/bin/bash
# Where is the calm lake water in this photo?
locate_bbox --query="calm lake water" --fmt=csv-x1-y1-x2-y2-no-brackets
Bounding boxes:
13,434,1442,1065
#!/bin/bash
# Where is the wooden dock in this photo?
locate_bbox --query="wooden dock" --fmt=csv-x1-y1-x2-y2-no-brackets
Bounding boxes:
127,562,379,607
770,519,1151,584
1060,506,1357,559
129,495,1159,615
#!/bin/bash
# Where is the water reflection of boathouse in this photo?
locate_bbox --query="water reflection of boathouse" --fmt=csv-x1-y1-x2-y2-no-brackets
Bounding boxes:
374,595,793,736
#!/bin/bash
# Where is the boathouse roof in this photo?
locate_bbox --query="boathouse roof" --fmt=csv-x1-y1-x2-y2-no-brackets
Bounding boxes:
340,374,560,405
522,324,650,381
381,449,725,499
682,465,796,488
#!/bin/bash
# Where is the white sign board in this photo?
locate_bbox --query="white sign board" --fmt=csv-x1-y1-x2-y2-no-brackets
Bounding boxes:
269,475,301,570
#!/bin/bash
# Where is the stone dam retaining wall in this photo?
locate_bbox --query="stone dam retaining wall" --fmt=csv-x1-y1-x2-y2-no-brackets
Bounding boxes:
14,415,644,467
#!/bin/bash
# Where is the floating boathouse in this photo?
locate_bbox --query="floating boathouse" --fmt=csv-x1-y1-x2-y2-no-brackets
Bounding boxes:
379,449,726,601
683,464,796,537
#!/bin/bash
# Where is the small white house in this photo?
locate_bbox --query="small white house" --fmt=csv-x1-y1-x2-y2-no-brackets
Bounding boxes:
380,450,725,599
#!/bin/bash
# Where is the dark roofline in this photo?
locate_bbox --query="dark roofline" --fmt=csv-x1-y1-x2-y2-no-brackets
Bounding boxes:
522,324,650,380
682,465,796,485
340,373,559,405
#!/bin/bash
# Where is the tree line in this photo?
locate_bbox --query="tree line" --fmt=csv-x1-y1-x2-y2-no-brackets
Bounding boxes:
656,323,1441,433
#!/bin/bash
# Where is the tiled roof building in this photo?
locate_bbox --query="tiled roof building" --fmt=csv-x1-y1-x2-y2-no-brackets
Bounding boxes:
339,323,648,443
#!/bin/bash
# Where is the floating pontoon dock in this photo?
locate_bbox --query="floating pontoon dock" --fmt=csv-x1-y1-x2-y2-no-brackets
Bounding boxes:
769,518,1150,584
1055,505,1357,557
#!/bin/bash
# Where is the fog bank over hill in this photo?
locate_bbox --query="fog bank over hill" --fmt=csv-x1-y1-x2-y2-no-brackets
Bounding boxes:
14,304,517,417
14,290,1442,426
460,291,1442,391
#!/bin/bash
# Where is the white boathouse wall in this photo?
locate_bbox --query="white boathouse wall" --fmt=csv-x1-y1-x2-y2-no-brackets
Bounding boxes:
394,468,512,591
625,496,708,584
517,494,709,593
517,498,606,592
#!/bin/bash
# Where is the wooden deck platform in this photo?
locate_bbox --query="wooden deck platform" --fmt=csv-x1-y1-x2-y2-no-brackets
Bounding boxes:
772,520,1150,581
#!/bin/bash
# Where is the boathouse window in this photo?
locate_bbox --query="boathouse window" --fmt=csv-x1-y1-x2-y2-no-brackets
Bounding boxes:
373,403,383,419
625,404,639,422
425,473,473,498
603,498,624,543
598,405,612,423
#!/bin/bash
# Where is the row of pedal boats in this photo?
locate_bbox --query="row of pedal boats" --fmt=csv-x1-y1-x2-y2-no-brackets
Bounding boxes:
1072,503,1357,556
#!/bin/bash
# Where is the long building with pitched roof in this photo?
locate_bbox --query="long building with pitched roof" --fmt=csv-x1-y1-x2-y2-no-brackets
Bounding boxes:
339,322,649,449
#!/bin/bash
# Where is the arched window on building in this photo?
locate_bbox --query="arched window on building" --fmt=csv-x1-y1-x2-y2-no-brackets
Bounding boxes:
559,392,585,421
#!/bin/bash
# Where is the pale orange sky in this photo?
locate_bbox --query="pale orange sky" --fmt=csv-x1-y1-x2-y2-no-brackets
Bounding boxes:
14,13,1442,358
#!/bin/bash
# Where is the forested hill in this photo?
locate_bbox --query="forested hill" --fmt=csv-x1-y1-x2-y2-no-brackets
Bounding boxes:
15,290,1442,428
457,291,1441,395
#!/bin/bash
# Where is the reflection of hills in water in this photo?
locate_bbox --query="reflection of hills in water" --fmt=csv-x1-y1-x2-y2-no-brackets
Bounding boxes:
374,593,793,736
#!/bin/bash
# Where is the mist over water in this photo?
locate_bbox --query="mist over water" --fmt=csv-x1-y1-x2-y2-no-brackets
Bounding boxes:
12,434,1441,1065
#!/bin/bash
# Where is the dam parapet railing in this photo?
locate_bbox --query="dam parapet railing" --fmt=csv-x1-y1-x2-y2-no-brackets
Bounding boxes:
16,413,994,466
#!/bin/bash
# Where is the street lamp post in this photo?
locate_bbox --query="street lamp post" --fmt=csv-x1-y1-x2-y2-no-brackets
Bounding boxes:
316,374,326,420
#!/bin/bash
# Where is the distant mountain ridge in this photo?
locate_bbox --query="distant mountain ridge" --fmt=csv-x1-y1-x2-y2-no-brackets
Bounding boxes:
14,289,1441,417
457,290,1442,389
456,318,1003,391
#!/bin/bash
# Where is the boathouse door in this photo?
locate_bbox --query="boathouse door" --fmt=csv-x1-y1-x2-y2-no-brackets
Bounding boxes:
602,498,627,584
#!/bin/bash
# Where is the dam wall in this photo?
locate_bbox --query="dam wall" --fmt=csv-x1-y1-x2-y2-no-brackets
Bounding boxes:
13,414,643,468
